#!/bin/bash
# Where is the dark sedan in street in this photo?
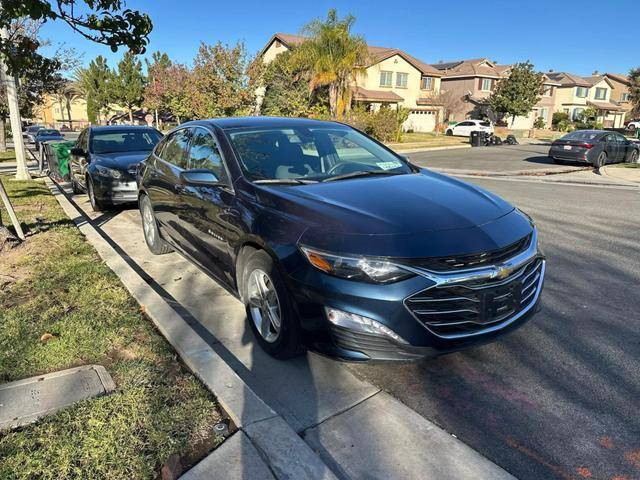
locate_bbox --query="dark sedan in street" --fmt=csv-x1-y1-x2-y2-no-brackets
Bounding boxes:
137,117,545,361
70,125,163,211
549,130,639,167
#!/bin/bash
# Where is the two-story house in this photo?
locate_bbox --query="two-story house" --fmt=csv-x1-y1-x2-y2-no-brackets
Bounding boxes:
603,73,633,120
258,33,444,132
432,58,559,129
547,72,625,128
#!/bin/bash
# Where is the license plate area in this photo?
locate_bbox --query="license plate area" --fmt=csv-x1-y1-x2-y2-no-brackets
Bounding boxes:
563,145,572,150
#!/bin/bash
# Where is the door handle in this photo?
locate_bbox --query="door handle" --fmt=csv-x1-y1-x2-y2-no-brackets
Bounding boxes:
175,184,187,193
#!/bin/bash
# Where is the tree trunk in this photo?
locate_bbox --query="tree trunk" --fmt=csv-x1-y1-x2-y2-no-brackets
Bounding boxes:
128,109,134,124
0,118,6,153
66,99,73,128
329,84,339,120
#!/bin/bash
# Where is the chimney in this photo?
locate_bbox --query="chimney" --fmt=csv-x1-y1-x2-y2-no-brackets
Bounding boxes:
592,70,599,75
548,69,554,73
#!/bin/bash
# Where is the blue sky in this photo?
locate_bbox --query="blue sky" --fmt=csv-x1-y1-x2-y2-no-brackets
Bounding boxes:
40,0,636,76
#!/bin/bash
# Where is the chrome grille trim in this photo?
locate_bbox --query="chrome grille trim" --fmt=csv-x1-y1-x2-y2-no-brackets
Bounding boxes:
402,229,545,339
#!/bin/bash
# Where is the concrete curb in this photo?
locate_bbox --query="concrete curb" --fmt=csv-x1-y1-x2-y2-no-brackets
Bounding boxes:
44,177,337,480
430,165,590,177
391,144,471,154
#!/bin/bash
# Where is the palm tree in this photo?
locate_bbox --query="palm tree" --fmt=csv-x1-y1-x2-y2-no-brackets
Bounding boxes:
296,9,369,120
629,67,640,119
54,81,82,129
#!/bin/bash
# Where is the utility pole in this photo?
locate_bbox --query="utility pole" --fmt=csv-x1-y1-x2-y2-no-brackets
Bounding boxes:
0,24,31,180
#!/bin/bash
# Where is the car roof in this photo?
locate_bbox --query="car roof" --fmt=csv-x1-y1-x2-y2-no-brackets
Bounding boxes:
183,116,349,130
88,125,159,133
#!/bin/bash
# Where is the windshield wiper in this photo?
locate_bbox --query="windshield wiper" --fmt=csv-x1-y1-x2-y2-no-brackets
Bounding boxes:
321,170,405,182
253,178,318,185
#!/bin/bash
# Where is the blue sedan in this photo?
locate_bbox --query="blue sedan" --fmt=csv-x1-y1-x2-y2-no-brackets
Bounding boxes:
34,129,65,148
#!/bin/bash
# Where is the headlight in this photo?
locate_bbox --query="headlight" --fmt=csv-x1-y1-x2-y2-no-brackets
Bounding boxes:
325,307,408,343
299,245,414,284
94,165,122,179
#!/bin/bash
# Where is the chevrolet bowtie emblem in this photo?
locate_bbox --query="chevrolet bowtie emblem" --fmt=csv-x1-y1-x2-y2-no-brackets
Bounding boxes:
492,265,513,280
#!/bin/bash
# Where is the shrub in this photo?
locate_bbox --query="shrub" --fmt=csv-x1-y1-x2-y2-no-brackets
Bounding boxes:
346,106,409,142
533,117,546,129
557,119,575,132
552,111,570,128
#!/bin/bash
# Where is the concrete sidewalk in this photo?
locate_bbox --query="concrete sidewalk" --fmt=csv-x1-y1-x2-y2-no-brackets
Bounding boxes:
601,165,640,184
46,176,516,480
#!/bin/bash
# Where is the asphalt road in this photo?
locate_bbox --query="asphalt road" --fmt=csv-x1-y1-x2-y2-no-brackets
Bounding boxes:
350,177,640,480
407,143,586,173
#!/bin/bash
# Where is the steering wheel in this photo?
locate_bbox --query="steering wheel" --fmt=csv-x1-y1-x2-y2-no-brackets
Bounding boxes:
326,162,372,176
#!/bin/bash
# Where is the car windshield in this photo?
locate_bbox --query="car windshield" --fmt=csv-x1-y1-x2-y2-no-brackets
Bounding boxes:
226,126,412,182
91,129,163,154
479,121,491,127
561,131,601,141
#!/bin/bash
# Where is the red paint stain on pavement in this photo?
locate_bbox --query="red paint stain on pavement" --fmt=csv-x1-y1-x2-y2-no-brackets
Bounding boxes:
576,467,592,478
610,476,629,480
599,437,615,449
624,449,640,468
505,436,577,480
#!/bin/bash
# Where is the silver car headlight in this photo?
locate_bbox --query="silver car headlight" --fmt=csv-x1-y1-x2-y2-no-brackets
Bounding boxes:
299,245,414,284
94,165,122,179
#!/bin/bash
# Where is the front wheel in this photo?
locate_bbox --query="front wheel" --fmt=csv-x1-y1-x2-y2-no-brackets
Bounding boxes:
241,249,303,359
627,149,639,164
140,194,172,255
445,129,453,136
87,176,109,212
628,124,637,132
594,151,607,169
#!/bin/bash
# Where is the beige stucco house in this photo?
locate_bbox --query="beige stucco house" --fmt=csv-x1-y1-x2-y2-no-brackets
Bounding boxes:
547,72,626,128
603,73,633,120
259,33,444,132
431,58,558,129
34,93,91,130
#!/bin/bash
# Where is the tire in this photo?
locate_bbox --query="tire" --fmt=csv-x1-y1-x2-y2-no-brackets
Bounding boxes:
241,249,304,359
71,177,82,194
627,149,639,164
445,129,453,136
139,194,173,255
87,176,109,212
594,151,607,169
628,124,637,132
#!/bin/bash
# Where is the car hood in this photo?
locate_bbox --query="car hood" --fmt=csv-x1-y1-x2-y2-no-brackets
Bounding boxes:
92,151,151,170
255,170,532,257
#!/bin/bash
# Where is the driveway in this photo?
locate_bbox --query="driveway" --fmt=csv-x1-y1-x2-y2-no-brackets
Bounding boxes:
351,177,640,480
407,143,589,175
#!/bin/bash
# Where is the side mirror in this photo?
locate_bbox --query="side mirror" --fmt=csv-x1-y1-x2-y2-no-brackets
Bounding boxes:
179,169,220,185
70,147,86,157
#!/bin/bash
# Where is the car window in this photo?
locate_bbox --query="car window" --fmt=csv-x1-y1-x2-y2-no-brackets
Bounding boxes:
160,129,191,169
614,133,627,142
479,121,491,127
227,126,411,181
188,128,229,184
562,131,600,141
90,129,162,154
457,122,472,127
603,134,614,142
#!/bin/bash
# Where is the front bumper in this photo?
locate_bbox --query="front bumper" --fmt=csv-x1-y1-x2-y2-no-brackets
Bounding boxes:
287,233,545,362
92,175,138,204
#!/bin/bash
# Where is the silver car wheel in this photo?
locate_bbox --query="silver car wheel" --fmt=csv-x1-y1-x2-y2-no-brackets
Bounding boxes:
141,198,157,245
247,269,282,343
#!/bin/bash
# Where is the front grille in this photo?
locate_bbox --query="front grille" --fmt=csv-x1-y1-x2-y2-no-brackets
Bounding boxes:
404,258,543,338
403,234,532,272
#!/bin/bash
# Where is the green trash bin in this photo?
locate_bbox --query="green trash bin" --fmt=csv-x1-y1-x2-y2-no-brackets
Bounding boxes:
48,141,75,179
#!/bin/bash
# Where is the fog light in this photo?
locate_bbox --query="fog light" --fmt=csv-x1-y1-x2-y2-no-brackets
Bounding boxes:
325,307,408,344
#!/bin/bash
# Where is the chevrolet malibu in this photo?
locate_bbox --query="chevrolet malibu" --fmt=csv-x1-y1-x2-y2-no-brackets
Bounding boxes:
137,117,545,361
549,129,639,167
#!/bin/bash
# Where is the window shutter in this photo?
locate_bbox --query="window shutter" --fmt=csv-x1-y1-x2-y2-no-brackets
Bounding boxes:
478,78,483,90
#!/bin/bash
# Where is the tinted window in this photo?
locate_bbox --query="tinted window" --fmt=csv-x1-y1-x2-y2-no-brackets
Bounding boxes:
227,126,410,181
479,121,491,127
562,131,601,141
188,129,228,184
38,129,60,136
614,133,627,142
90,129,162,154
458,122,473,126
161,129,191,169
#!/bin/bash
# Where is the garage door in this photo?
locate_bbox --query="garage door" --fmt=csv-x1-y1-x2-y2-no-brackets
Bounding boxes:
404,110,437,133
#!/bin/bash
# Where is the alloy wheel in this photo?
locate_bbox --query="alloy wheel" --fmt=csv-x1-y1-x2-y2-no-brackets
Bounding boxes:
87,179,96,208
247,269,282,343
141,198,157,245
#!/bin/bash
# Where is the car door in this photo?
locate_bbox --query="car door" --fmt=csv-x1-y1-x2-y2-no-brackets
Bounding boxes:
454,121,472,136
70,129,90,189
601,133,618,163
148,127,192,250
613,132,630,162
177,126,238,285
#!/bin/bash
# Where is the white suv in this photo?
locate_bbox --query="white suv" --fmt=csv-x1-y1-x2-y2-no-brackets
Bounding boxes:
446,120,494,137
627,120,640,132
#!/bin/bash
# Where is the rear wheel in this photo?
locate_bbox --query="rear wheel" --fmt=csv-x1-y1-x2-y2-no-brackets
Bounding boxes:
628,124,637,132
140,194,172,255
71,177,82,194
241,249,303,359
445,129,453,136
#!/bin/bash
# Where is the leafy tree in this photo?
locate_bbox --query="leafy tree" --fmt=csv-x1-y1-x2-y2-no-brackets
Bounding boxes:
111,51,145,123
74,55,113,124
552,111,569,129
488,62,544,127
189,41,255,118
629,67,640,118
261,50,327,117
53,81,82,128
144,51,172,125
295,9,369,120
0,1,152,76
533,116,546,129
164,63,194,124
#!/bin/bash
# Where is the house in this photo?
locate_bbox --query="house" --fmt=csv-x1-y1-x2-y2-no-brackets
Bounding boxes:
603,73,634,120
258,33,444,132
33,93,91,130
547,72,626,128
432,58,558,129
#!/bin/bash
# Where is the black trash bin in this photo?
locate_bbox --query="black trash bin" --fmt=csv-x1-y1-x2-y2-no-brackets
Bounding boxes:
470,130,485,147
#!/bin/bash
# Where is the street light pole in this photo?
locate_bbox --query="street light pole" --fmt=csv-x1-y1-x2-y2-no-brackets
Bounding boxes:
0,25,31,180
